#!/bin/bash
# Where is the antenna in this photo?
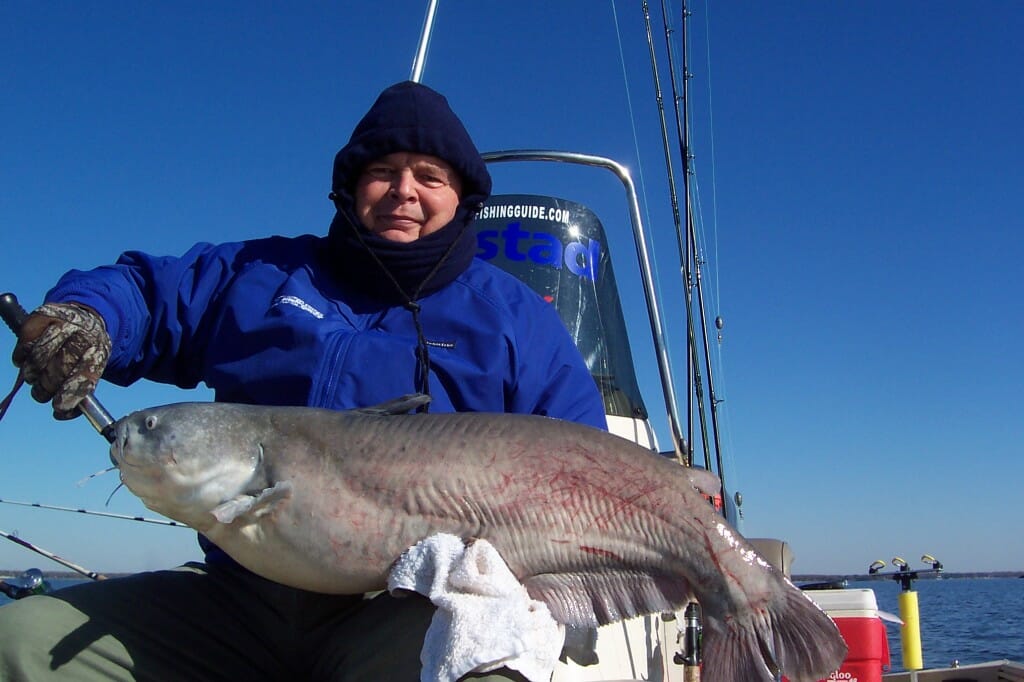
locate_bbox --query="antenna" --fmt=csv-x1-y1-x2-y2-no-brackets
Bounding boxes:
410,0,440,83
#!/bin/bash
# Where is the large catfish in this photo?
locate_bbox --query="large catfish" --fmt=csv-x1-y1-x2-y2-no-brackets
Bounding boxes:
110,395,845,681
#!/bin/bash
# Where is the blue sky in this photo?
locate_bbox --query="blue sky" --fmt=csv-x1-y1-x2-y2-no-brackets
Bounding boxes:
1,2,1021,577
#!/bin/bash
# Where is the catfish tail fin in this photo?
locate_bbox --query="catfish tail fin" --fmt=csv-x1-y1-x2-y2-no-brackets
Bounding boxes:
702,583,847,682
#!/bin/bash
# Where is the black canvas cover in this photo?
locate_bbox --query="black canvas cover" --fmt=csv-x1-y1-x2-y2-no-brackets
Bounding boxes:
475,194,647,419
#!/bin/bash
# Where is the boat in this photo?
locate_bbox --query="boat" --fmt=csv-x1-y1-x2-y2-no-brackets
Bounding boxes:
419,4,1024,681
2,2,1021,681
884,661,1024,682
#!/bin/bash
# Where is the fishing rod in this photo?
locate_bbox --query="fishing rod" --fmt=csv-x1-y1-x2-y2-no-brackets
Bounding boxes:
0,498,184,527
658,0,696,467
645,0,715,469
641,0,693,468
642,0,731,518
0,527,106,581
661,0,731,505
0,291,125,580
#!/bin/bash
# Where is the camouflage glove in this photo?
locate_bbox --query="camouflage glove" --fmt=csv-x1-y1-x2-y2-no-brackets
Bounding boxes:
12,302,111,420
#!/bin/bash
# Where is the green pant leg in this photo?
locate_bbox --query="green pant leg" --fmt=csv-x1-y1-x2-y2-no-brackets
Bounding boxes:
307,591,534,682
0,563,295,681
0,588,136,682
0,566,544,681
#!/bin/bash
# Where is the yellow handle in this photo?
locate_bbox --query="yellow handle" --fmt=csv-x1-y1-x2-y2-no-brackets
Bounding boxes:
898,590,923,670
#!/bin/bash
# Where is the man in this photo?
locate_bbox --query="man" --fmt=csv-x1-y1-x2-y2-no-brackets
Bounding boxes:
0,81,606,680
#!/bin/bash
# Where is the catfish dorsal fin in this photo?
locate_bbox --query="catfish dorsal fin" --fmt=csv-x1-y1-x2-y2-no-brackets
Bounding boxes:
686,467,722,497
349,394,431,416
211,481,293,524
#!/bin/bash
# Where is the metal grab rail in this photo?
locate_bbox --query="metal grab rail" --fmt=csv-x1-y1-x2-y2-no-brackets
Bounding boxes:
481,150,686,464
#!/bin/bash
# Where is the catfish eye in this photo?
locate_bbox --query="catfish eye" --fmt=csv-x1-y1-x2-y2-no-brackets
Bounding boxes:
144,415,158,430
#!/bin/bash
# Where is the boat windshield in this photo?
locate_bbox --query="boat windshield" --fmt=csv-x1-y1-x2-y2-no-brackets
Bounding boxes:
474,194,647,420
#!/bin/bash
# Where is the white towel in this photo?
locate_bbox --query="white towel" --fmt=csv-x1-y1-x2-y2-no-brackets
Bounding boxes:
388,533,565,682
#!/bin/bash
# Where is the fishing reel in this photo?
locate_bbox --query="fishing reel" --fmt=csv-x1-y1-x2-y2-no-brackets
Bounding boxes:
672,602,702,668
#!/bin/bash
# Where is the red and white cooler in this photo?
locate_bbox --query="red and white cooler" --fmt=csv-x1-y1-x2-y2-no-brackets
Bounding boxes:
806,588,891,682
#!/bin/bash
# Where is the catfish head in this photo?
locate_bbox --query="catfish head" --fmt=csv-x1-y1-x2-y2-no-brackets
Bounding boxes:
110,402,269,528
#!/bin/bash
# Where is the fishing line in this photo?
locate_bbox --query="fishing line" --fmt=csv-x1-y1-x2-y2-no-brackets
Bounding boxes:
613,0,688,458
691,0,741,502
651,0,715,468
699,0,723,316
671,1,734,494
0,372,25,423
611,0,667,291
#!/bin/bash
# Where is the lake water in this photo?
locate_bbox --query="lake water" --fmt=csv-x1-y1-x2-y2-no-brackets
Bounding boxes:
3,576,1022,672
848,577,1024,672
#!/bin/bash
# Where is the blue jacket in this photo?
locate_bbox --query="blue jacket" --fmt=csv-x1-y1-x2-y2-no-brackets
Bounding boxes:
46,234,608,428
44,80,607,567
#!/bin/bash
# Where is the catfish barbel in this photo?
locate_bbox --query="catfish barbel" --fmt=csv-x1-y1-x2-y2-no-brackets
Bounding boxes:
110,395,846,682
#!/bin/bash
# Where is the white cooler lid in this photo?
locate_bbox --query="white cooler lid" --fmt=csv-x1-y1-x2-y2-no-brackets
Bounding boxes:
806,588,879,612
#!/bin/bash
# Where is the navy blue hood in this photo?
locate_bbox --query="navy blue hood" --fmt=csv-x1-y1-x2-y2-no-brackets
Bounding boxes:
326,81,493,305
331,81,492,206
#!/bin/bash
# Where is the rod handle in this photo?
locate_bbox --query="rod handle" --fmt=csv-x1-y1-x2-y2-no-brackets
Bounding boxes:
0,292,117,442
0,292,30,333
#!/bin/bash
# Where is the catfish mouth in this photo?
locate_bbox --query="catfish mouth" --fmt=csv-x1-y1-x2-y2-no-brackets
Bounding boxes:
109,423,127,468
109,421,157,470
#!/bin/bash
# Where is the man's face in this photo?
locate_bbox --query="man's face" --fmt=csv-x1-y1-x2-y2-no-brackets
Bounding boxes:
354,152,463,243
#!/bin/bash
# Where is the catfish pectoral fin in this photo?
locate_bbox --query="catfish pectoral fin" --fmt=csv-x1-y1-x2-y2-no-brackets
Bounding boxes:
212,481,293,523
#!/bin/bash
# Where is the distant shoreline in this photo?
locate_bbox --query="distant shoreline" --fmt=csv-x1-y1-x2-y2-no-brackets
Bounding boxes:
0,570,134,580
794,571,1023,582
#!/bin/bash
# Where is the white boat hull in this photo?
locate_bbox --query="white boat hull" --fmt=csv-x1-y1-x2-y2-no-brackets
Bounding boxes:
884,659,1024,681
